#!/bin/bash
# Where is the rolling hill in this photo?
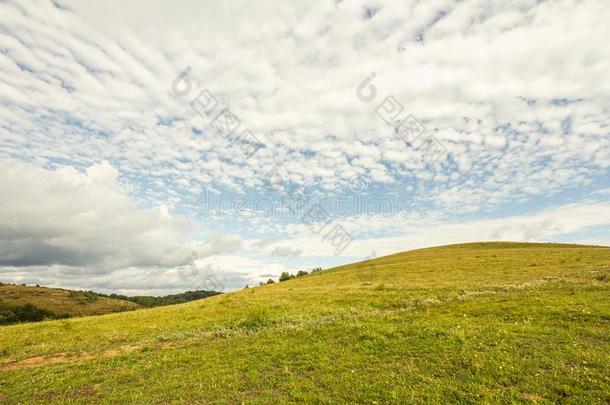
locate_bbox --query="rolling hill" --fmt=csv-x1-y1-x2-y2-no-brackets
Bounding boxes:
0,284,222,325
0,284,139,318
0,242,609,403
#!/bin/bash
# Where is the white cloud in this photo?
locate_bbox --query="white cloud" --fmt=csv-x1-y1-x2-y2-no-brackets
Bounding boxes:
0,0,607,210
274,201,610,258
270,246,303,259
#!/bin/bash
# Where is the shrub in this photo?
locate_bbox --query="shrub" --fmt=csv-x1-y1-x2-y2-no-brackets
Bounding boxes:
0,306,17,325
0,302,58,325
266,279,275,284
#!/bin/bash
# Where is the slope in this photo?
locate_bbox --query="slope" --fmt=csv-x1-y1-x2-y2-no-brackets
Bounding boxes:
0,284,139,318
0,242,609,403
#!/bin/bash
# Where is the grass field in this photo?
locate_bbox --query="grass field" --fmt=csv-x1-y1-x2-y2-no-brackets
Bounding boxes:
1,242,609,403
0,284,139,317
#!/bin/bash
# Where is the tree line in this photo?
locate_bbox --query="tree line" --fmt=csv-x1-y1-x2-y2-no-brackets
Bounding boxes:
102,290,222,307
65,288,223,308
250,267,324,287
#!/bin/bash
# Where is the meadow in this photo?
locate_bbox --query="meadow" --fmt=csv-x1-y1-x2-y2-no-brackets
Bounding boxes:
0,242,609,403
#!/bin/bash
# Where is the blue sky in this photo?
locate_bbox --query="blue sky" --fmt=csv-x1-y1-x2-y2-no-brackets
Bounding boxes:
0,0,609,294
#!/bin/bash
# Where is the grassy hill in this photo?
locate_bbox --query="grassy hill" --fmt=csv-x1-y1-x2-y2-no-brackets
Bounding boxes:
0,285,222,325
0,242,609,403
0,284,139,318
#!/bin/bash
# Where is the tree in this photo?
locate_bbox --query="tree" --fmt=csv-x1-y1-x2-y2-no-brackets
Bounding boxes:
296,270,309,277
310,267,323,273
279,272,293,282
266,279,275,284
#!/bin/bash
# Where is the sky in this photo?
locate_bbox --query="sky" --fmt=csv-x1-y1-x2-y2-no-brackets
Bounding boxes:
0,0,609,295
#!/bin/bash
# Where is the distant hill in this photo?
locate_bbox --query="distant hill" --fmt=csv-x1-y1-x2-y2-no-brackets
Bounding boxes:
0,283,221,326
101,290,222,308
1,242,609,403
0,284,139,321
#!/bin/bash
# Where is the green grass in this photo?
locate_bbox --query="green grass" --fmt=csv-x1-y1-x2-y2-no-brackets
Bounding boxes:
1,242,609,403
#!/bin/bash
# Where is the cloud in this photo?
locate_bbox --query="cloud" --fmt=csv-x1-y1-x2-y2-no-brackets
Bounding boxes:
0,160,193,269
250,238,280,250
247,238,302,258
0,160,607,294
0,0,607,214
276,201,610,258
189,234,242,258
0,160,253,293
0,0,608,294
270,246,303,259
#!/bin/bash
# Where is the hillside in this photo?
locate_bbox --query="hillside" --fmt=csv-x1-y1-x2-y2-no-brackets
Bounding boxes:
0,285,223,325
0,284,139,318
1,242,609,403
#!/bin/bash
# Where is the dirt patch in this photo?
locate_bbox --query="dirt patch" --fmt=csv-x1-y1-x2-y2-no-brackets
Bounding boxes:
522,392,542,401
70,383,101,398
0,353,85,371
37,383,102,402
0,342,177,371
0,346,137,371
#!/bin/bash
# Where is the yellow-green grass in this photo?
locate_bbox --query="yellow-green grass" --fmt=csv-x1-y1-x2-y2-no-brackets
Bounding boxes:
0,284,139,316
0,242,609,403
